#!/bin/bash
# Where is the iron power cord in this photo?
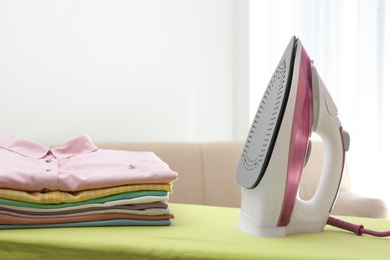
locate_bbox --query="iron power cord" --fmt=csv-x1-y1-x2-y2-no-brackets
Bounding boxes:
327,216,390,237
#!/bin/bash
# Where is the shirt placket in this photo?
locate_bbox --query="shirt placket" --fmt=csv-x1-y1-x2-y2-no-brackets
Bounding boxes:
38,156,59,192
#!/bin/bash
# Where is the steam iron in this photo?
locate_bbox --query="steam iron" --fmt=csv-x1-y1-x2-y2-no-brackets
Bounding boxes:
236,36,350,237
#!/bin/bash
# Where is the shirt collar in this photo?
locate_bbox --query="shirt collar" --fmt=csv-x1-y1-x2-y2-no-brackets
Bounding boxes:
0,134,97,159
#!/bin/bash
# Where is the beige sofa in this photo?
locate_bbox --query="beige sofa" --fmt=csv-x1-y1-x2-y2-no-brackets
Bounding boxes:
97,139,388,218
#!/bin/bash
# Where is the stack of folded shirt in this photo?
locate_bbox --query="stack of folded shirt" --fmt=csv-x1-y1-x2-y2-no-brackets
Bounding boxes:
0,135,178,229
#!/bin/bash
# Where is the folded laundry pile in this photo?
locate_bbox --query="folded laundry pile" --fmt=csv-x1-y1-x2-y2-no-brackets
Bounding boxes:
0,134,178,229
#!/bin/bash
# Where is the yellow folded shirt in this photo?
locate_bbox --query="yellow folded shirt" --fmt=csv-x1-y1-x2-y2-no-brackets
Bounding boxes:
0,184,172,204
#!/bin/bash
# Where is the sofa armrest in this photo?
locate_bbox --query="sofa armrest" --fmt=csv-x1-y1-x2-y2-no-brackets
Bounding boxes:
332,191,388,219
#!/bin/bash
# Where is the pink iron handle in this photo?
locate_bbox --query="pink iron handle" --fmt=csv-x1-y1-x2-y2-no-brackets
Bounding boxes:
287,64,348,234
310,63,348,214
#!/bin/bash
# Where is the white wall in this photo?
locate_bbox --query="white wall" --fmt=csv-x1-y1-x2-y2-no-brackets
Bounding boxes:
0,0,249,145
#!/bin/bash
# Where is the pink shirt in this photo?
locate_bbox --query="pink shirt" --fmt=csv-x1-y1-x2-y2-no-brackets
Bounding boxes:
0,135,178,192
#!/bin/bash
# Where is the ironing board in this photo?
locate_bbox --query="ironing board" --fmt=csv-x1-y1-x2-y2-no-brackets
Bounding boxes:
0,203,389,259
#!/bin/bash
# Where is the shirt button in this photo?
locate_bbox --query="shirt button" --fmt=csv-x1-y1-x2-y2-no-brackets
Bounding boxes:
46,169,52,172
45,159,52,163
